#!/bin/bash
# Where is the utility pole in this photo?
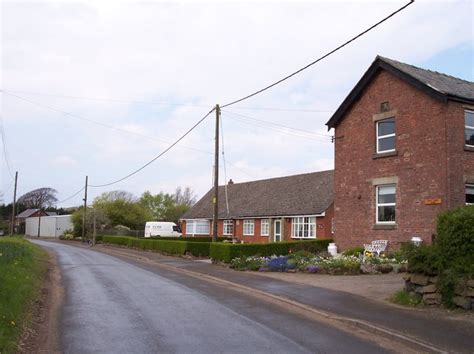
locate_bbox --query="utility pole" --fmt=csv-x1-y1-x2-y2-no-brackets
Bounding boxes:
212,104,220,242
92,211,96,247
82,176,88,242
10,171,18,235
37,209,42,238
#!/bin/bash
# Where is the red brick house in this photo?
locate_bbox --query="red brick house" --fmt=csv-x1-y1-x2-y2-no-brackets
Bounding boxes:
180,170,334,243
326,56,474,250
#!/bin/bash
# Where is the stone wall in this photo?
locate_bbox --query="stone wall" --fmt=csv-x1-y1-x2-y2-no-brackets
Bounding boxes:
404,273,473,310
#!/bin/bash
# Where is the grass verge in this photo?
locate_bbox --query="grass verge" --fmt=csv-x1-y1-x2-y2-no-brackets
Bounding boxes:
0,237,49,353
390,289,422,307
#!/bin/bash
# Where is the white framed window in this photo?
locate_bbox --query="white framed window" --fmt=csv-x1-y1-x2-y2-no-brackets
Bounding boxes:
376,118,396,153
260,219,270,236
185,220,210,235
466,184,474,205
243,219,254,236
291,217,316,239
376,185,396,224
223,220,233,235
465,110,474,147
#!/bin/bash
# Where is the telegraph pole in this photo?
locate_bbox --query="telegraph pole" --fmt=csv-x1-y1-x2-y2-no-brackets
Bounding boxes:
212,104,220,242
82,176,88,241
10,171,18,235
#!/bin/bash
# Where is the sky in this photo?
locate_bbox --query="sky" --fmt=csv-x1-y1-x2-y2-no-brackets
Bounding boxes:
1,0,473,207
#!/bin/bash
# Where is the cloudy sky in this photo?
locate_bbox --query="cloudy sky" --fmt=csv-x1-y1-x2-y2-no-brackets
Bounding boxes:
1,0,473,207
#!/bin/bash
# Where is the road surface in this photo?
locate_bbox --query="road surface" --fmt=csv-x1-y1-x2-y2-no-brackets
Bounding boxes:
34,240,389,354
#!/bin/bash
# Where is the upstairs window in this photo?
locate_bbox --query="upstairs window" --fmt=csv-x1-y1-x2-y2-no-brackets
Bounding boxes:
376,118,396,153
376,185,396,224
465,110,474,147
243,219,254,236
466,185,474,205
223,220,233,235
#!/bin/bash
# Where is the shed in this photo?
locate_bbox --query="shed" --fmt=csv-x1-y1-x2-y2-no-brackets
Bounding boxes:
25,215,73,238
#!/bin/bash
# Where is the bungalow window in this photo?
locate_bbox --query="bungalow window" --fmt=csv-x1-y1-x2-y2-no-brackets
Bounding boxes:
243,219,254,236
186,220,210,235
466,185,474,205
465,110,474,147
291,217,316,238
260,219,270,236
376,118,396,153
223,220,233,235
376,185,396,223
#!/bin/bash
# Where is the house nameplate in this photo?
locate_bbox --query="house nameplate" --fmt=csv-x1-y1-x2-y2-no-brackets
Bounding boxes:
424,198,442,205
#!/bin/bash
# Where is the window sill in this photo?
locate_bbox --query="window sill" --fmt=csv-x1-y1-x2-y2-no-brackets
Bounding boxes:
373,224,397,230
243,234,254,237
464,145,474,152
372,150,398,159
291,237,316,239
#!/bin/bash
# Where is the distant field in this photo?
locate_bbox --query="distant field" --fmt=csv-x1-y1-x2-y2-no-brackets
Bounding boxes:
0,237,49,354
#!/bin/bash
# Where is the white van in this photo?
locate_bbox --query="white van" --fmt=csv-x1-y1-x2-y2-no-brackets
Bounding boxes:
144,222,182,238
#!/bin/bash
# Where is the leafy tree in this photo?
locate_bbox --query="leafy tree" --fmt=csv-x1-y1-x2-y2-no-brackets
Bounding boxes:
140,186,196,224
17,187,58,208
93,190,151,229
72,207,110,237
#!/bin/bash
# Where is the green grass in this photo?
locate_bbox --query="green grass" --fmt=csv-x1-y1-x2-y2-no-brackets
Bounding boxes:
390,289,422,307
0,237,49,353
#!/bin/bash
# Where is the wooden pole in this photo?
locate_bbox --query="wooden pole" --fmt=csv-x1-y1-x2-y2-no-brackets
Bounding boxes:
212,104,220,242
82,176,88,241
10,171,18,235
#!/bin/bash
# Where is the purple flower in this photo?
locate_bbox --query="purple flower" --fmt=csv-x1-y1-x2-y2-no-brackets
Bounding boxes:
306,265,319,273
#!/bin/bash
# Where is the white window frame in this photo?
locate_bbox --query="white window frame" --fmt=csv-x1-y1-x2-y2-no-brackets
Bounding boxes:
291,217,316,239
185,219,210,235
243,219,254,236
465,110,474,147
376,184,396,224
466,184,474,205
260,219,270,236
376,118,396,153
223,220,233,236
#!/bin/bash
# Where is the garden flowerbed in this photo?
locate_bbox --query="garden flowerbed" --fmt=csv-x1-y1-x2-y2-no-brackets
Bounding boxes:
229,250,407,275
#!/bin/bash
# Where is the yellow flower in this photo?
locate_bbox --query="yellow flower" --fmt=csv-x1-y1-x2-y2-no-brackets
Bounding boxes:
11,321,15,326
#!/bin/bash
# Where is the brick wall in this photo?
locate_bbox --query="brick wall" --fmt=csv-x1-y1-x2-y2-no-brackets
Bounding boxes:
333,70,473,250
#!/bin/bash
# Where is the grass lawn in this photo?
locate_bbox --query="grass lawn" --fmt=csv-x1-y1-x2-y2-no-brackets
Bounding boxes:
0,237,49,354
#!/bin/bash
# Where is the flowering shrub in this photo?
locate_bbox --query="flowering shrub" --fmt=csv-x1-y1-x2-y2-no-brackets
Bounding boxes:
266,256,295,272
230,256,266,271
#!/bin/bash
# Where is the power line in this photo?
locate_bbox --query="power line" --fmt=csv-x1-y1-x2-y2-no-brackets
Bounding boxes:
223,110,333,140
221,0,414,108
57,186,85,204
2,89,209,108
88,108,215,188
3,89,333,113
0,116,15,180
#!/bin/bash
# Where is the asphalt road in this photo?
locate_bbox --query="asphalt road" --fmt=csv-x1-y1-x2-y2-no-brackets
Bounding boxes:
34,240,388,354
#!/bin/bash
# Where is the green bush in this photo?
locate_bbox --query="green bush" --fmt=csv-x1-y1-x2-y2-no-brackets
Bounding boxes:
210,239,332,263
405,206,474,307
102,236,210,257
343,246,364,257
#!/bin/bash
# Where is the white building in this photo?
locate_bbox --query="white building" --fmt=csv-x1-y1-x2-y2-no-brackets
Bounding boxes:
25,215,73,238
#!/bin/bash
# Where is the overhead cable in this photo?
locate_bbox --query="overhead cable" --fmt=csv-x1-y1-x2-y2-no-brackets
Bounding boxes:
57,186,86,204
221,0,414,108
88,108,215,187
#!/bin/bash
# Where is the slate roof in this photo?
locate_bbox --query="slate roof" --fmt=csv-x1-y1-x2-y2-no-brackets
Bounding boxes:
326,56,474,129
16,209,40,218
181,170,334,219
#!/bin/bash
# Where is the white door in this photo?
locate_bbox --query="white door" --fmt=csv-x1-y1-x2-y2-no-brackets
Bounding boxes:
274,220,282,242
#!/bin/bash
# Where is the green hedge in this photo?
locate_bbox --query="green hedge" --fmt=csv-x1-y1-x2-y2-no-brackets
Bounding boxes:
210,239,332,263
102,236,211,257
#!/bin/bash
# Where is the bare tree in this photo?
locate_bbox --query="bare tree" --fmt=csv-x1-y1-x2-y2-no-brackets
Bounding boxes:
17,187,58,208
174,187,196,206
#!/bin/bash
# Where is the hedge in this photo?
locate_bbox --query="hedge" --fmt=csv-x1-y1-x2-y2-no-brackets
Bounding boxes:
102,236,210,257
100,235,229,242
210,239,333,263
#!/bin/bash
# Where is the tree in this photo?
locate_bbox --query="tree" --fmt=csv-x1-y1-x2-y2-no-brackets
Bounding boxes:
140,186,196,224
72,207,110,237
93,190,151,229
17,187,58,208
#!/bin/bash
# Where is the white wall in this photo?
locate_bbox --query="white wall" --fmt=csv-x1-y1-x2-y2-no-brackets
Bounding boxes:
25,215,73,237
